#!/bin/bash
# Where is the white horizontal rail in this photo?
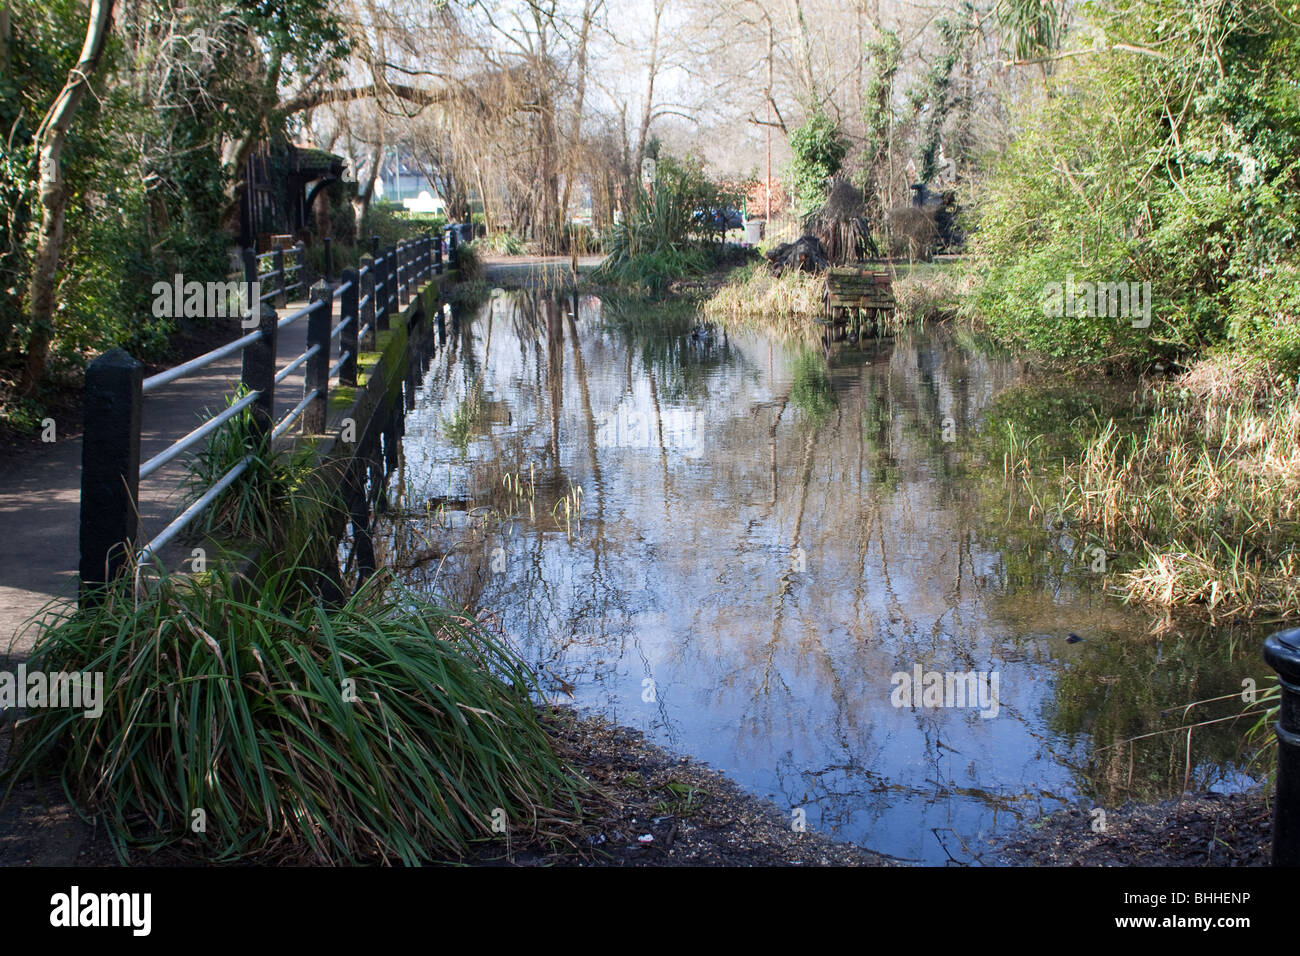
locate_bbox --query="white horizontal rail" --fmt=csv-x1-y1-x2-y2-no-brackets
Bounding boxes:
275,343,321,384
139,390,261,479
137,453,255,563
273,389,319,439
143,327,262,393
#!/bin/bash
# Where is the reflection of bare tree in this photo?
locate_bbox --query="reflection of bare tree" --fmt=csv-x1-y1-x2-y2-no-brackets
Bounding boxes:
546,296,565,469
373,289,1194,861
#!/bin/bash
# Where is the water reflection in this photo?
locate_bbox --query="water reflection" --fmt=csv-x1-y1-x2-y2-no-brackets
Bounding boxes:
372,288,1260,864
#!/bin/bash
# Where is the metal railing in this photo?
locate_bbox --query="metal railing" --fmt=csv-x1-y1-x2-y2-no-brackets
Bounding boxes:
79,232,444,595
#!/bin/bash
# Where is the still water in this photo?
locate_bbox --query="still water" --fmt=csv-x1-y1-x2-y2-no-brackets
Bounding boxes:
376,289,1259,864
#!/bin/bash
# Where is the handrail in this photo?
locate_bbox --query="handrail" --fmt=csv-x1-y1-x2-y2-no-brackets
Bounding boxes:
277,301,314,330
142,327,263,394
82,233,443,591
133,235,424,460
329,351,351,380
139,389,261,479
275,343,320,384
273,389,319,439
137,453,254,563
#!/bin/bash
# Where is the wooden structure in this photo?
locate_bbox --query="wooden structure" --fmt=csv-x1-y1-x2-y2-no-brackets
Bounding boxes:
821,265,895,339
238,142,347,252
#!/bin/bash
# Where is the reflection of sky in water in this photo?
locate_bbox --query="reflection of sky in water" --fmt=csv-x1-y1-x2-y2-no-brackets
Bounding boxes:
382,290,1259,864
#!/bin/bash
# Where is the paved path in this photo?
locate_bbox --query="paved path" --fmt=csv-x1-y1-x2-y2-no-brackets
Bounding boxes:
0,292,346,660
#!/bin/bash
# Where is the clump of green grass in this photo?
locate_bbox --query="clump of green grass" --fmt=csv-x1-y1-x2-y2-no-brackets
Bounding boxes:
593,153,735,291
594,243,711,291
180,392,344,587
703,265,825,336
1,563,582,863
453,241,483,280
489,232,526,256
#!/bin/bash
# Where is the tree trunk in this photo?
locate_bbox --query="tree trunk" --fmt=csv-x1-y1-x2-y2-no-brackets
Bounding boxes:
559,0,599,245
351,139,385,237
633,0,665,177
19,0,116,395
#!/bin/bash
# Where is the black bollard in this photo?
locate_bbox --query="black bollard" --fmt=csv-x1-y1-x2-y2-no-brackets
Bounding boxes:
79,349,142,603
1265,628,1300,866
241,302,278,443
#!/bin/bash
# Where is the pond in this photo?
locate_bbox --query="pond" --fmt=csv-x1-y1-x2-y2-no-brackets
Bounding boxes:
373,288,1261,864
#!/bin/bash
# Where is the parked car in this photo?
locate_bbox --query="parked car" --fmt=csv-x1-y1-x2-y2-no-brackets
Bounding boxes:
694,207,744,232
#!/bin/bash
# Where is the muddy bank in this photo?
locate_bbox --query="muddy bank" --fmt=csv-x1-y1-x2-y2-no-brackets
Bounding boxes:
998,789,1272,866
2,706,1275,866
471,710,895,866
0,709,892,867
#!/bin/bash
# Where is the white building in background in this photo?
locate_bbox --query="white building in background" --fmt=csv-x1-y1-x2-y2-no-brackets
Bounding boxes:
373,147,446,216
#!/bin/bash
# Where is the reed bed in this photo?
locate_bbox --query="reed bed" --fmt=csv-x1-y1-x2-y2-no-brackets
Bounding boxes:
1009,361,1300,621
704,261,967,339
703,265,823,330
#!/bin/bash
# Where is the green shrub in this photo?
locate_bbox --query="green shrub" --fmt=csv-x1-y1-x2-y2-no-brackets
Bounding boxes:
1225,266,1300,374
594,153,739,290
787,110,848,217
966,0,1300,371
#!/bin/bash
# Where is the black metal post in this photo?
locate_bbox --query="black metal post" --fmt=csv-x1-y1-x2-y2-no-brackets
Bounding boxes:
304,280,331,433
447,227,459,269
340,267,358,387
79,349,142,603
395,240,405,304
295,241,307,295
241,302,277,444
359,253,377,351
386,244,397,316
434,233,443,275
242,247,258,291
371,234,380,258
1265,628,1300,865
374,250,389,333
